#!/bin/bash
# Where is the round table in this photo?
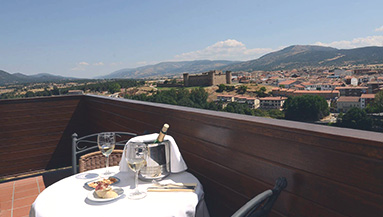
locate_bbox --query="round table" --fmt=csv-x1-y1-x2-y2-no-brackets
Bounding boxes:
30,166,209,217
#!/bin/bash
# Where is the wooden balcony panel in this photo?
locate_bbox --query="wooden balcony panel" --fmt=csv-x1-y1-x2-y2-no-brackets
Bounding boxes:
0,96,88,177
84,96,382,192
0,117,75,133
1,154,53,177
82,95,383,217
85,106,151,134
1,140,57,162
84,97,158,134
0,109,76,125
0,103,79,118
1,95,382,217
0,124,68,140
0,96,81,110
0,133,62,148
194,170,345,217
182,149,382,217
85,95,382,158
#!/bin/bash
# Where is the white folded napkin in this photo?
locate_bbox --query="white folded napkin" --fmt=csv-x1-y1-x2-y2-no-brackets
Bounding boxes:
119,133,188,173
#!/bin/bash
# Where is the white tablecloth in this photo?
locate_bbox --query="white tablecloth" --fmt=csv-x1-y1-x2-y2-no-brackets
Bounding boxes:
30,166,210,217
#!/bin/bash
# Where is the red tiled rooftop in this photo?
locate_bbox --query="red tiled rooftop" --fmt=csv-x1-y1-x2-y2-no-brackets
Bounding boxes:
259,97,287,101
278,80,297,85
360,94,375,99
294,90,340,94
337,96,360,102
335,86,368,90
0,176,46,217
293,84,305,88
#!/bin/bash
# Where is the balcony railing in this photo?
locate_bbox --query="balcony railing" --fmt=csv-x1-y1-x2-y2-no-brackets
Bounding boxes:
1,95,382,217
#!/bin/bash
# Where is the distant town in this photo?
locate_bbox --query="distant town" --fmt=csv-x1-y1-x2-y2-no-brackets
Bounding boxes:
1,64,383,132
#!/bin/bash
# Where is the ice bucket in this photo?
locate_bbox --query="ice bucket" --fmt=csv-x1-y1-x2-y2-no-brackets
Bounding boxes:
139,140,170,181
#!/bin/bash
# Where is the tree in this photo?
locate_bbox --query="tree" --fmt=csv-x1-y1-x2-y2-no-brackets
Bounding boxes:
366,91,383,113
217,84,226,93
170,79,177,84
226,85,235,92
237,85,248,94
25,91,35,98
268,109,285,119
336,107,373,130
108,83,121,94
223,102,254,115
52,86,60,95
283,95,329,121
189,87,208,108
256,86,267,97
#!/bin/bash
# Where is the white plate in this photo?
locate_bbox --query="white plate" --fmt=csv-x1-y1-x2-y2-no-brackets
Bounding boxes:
87,187,124,202
84,176,121,190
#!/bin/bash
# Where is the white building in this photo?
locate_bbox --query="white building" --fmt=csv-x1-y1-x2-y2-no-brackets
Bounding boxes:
336,96,360,112
259,97,287,110
216,95,234,102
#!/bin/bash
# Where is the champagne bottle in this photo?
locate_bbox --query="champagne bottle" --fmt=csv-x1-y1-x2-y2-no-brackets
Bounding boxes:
153,123,169,143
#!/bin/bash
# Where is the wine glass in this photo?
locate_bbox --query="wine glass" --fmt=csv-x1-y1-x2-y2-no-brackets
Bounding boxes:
97,132,116,176
125,141,147,199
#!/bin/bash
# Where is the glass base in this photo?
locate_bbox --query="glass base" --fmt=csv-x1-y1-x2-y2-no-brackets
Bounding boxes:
100,171,114,178
128,189,147,200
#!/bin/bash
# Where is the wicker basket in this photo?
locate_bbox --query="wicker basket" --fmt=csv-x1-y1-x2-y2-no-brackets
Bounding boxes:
79,150,124,173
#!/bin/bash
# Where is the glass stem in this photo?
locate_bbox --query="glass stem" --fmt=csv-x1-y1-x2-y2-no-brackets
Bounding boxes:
106,156,109,173
134,171,138,190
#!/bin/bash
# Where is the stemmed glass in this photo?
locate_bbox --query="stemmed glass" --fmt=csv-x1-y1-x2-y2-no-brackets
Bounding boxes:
97,132,116,176
125,141,148,199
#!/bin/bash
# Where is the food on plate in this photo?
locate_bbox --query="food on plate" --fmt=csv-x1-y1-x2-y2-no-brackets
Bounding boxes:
87,177,118,188
95,182,118,199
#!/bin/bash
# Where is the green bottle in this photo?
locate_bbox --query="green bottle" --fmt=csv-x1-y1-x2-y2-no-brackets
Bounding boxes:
153,123,169,143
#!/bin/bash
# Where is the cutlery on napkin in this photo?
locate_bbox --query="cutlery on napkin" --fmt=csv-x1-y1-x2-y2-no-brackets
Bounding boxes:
147,183,197,192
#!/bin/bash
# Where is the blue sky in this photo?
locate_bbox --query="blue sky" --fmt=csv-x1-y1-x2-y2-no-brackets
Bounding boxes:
1,0,383,78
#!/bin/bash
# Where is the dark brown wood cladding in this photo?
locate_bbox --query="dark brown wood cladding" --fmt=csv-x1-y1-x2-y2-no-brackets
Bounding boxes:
83,95,383,217
0,96,88,177
1,95,382,217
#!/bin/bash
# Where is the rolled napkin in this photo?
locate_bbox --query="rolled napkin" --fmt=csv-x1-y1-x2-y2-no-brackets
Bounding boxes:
119,133,188,173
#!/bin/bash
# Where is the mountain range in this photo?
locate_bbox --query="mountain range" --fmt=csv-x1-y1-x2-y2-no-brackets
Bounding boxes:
1,45,383,84
222,45,383,72
0,70,74,85
103,45,383,79
101,60,239,79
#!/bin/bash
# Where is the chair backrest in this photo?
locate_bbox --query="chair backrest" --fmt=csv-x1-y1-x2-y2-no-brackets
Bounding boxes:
79,150,124,173
231,177,288,217
72,132,137,174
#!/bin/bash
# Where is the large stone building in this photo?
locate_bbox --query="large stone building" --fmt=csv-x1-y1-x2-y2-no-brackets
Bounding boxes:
183,70,231,87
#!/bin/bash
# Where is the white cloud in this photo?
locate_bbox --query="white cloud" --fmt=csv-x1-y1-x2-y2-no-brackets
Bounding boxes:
375,25,383,32
71,61,90,71
135,61,148,66
314,35,383,49
174,39,273,61
93,62,104,66
110,62,122,66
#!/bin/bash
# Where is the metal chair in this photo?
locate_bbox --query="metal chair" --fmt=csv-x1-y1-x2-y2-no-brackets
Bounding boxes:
231,177,287,217
72,132,137,174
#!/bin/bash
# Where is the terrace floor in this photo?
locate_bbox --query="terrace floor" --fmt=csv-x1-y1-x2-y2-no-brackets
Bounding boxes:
0,176,45,217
